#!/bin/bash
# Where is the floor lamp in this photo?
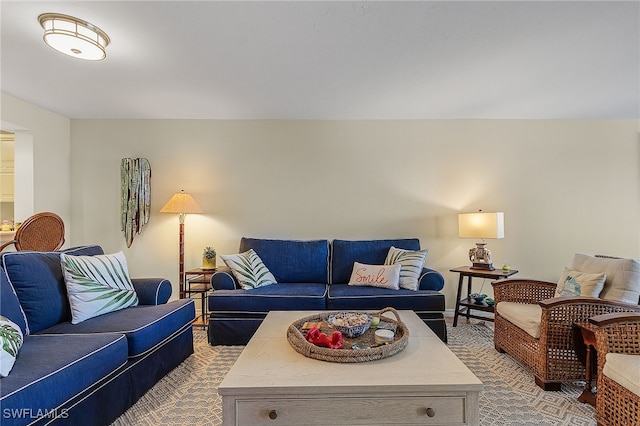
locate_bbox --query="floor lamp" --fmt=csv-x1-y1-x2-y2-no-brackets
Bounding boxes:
160,190,203,298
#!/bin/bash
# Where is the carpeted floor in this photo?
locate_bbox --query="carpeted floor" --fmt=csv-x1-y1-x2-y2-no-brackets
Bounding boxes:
112,323,596,425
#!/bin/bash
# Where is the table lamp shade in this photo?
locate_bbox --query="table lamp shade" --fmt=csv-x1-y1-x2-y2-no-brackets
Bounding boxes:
160,190,203,215
458,212,504,240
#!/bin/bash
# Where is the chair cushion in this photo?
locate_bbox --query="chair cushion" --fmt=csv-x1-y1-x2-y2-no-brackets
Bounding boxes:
39,299,195,358
0,333,127,416
331,239,421,284
239,238,330,283
496,302,542,339
554,267,606,298
1,245,104,334
209,283,328,312
570,253,640,303
327,284,445,311
61,251,139,324
603,353,640,397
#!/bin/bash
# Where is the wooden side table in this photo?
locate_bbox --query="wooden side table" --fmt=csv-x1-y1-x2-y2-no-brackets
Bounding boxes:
450,266,518,327
573,321,598,406
184,268,217,328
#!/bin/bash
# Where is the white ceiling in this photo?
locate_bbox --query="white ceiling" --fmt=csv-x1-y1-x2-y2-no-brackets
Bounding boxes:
1,1,638,120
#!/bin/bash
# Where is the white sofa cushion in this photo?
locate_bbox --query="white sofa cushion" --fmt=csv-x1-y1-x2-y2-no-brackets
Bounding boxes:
603,353,640,397
570,254,640,304
496,302,542,339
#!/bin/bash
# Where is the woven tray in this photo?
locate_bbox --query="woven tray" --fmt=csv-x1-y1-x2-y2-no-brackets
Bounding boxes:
287,307,409,363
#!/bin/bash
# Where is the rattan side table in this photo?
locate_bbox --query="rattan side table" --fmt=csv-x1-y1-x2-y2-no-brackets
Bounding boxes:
573,321,598,406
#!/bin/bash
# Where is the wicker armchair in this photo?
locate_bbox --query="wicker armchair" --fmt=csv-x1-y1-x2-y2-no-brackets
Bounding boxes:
590,312,640,426
493,277,640,390
0,212,65,252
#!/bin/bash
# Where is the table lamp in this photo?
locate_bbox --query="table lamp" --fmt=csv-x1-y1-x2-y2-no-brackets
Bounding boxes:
458,211,504,270
161,190,203,297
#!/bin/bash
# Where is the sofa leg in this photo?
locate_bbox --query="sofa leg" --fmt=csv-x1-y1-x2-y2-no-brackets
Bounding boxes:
535,377,561,391
494,344,505,353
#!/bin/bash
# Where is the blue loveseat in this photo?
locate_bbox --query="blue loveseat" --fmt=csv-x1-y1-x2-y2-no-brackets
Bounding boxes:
208,238,446,345
0,245,195,426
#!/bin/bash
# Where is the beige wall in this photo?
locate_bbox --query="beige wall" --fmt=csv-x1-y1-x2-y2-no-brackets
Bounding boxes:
1,92,71,230
70,119,640,307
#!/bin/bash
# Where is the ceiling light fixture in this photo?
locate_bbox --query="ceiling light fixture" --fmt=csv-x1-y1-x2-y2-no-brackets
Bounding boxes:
38,13,110,61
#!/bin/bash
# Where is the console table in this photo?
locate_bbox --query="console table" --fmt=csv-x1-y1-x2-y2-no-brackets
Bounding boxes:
450,266,518,327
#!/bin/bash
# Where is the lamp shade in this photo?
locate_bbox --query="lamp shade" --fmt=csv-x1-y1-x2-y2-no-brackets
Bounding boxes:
458,212,504,239
160,190,203,214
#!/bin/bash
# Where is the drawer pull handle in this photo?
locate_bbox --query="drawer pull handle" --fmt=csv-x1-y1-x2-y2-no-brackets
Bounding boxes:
425,407,436,417
268,410,278,420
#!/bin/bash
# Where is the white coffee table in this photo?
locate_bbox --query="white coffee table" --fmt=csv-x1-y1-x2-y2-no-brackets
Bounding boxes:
219,310,482,425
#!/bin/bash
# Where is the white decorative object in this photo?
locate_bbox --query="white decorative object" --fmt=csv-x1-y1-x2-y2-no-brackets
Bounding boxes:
348,262,400,290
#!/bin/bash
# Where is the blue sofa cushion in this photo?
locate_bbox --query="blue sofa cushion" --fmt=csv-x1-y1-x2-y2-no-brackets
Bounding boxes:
209,283,328,312
239,238,329,283
327,284,445,311
1,246,104,334
39,299,195,358
0,333,127,419
0,269,27,335
331,239,421,284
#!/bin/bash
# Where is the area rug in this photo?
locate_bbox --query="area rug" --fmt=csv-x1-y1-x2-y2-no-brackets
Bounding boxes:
111,323,596,425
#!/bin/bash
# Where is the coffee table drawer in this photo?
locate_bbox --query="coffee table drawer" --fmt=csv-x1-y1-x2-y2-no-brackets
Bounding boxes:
235,396,467,425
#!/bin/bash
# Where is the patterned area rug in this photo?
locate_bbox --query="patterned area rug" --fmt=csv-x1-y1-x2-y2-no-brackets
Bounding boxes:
112,323,596,425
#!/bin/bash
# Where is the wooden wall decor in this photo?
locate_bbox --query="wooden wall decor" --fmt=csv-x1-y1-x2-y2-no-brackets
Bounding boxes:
121,158,151,247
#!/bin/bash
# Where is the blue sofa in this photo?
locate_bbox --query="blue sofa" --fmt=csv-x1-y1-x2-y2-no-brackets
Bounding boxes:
0,245,195,426
208,238,446,345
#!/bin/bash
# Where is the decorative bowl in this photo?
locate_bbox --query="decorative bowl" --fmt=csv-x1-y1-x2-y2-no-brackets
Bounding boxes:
470,293,487,304
328,312,373,338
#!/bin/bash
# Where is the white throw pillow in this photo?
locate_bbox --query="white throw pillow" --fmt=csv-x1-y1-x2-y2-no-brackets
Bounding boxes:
384,246,429,291
555,267,606,298
0,315,24,377
220,249,277,290
348,262,401,290
61,251,139,324
570,254,640,303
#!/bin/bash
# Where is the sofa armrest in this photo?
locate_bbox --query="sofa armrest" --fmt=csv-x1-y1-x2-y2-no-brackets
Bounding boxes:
132,278,172,305
418,268,445,291
211,267,238,290
492,279,556,304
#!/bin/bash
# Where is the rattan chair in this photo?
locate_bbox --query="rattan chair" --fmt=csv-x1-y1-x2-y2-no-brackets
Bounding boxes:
0,212,65,252
492,279,640,390
590,312,640,426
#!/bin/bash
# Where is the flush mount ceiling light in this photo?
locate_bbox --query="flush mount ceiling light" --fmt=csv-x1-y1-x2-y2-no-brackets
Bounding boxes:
38,13,110,61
